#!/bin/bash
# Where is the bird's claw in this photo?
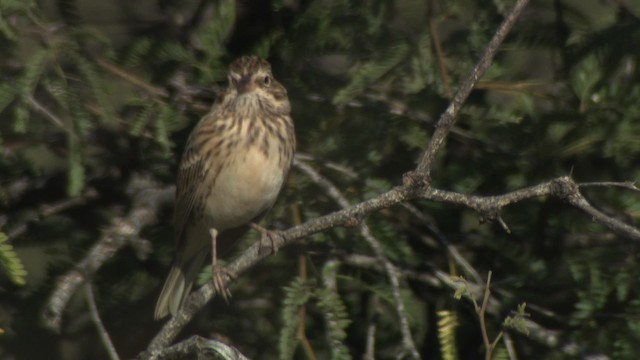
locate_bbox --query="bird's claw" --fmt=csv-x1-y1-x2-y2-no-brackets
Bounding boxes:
212,265,234,302
251,223,281,255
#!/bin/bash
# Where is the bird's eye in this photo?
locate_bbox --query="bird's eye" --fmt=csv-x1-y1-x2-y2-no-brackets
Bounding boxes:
262,75,271,86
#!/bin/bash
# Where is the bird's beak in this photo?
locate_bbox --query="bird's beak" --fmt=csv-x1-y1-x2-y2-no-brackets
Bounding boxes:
237,75,256,94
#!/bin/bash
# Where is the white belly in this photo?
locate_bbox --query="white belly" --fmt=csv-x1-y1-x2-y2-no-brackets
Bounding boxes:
204,146,284,230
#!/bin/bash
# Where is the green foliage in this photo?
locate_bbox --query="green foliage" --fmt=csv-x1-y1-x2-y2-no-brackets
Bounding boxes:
333,44,409,105
0,232,27,286
502,303,530,335
279,277,313,360
491,346,511,360
0,0,35,40
318,261,351,360
13,47,51,133
437,310,458,360
73,56,115,125
1,0,640,359
316,287,352,360
279,271,352,360
199,0,236,62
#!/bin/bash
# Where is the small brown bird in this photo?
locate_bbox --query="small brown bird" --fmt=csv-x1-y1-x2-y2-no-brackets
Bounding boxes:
154,56,296,319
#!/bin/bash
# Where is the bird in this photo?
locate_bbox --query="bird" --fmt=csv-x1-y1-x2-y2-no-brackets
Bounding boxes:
154,55,296,319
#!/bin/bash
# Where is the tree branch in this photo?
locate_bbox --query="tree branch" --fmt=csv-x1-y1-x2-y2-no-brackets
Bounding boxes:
144,172,640,354
415,0,531,177
43,175,173,332
140,336,249,360
85,283,120,360
422,176,640,240
145,184,413,353
140,0,638,353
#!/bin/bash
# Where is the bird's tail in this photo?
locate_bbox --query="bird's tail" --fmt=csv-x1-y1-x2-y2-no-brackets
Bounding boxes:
154,250,208,319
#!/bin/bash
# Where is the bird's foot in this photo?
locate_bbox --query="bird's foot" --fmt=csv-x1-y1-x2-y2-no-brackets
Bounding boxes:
250,223,282,255
212,265,235,302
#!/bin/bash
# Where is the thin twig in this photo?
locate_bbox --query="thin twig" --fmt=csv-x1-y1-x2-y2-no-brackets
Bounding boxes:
476,80,553,96
364,226,421,359
84,284,120,360
566,192,640,240
294,154,359,179
429,18,452,98
290,201,317,360
423,177,640,241
294,161,351,209
579,181,639,191
478,271,494,360
364,295,378,360
27,95,65,128
94,58,169,98
415,0,531,176
295,161,421,359
298,305,317,360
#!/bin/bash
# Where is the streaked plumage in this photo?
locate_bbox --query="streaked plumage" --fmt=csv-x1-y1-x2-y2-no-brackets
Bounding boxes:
154,56,295,319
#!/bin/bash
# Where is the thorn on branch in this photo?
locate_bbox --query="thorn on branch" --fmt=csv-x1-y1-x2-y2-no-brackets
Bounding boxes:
476,206,511,233
497,215,511,234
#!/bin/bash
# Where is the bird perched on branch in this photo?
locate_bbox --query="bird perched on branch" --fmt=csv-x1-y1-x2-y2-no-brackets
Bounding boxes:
154,56,296,319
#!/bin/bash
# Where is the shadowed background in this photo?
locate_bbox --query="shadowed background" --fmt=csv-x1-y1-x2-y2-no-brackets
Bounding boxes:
1,0,640,359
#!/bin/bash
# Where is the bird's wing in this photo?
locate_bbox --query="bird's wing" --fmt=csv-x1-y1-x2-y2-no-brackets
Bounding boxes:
173,143,208,243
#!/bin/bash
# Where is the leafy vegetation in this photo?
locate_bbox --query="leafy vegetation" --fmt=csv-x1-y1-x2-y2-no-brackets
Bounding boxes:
1,0,639,359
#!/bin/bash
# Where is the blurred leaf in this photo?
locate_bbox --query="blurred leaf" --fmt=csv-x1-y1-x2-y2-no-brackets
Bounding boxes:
0,232,27,286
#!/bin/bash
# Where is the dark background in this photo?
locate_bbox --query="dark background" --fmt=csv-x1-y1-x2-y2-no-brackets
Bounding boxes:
1,0,640,359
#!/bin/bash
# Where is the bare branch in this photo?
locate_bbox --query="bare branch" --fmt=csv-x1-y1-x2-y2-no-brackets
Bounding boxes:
94,58,169,98
145,173,640,353
43,175,173,332
415,0,531,177
477,272,496,360
140,335,249,360
579,181,639,192
423,176,640,241
362,224,421,359
566,191,640,240
84,284,120,360
137,157,640,358
294,153,359,179
294,161,351,209
364,295,379,360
